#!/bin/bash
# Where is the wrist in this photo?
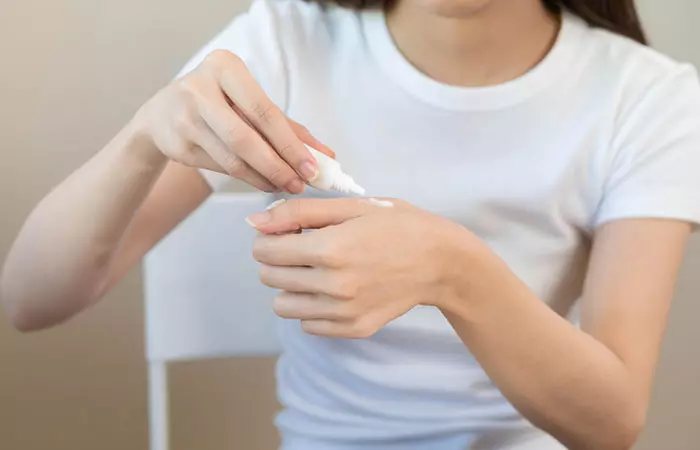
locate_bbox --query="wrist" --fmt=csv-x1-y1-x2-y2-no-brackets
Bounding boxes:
432,226,505,316
118,117,168,170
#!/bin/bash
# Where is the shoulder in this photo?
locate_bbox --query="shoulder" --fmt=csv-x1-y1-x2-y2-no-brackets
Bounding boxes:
573,16,700,112
177,0,360,102
575,24,700,229
213,0,359,49
178,0,360,78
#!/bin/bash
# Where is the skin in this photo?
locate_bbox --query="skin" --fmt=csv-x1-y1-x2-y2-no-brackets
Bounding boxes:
388,0,560,86
0,0,690,448
251,198,689,449
0,51,334,330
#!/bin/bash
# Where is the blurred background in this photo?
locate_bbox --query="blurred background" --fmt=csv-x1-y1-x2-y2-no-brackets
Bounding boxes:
0,1,698,449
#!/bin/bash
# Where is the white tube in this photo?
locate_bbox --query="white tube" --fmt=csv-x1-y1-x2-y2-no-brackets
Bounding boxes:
305,145,365,195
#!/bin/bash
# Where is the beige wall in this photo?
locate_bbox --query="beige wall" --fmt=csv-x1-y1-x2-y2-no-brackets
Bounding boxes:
0,1,698,449
0,1,278,449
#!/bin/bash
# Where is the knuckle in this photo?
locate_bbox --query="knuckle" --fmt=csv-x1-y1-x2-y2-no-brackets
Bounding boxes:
277,143,297,160
336,303,360,320
174,78,192,96
172,109,195,134
221,152,245,176
300,320,318,335
317,247,342,268
266,164,293,187
205,49,242,70
258,264,274,286
174,78,210,108
330,275,357,300
251,240,266,263
250,101,280,124
272,293,292,318
350,318,376,339
168,141,192,161
175,76,200,97
315,239,344,268
222,126,251,149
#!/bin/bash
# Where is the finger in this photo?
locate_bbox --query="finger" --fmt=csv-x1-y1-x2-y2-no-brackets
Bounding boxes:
180,145,227,174
259,265,328,293
253,230,341,267
213,59,319,183
246,198,376,234
198,95,306,194
192,125,277,192
273,292,352,320
301,318,378,339
286,118,336,159
253,233,320,266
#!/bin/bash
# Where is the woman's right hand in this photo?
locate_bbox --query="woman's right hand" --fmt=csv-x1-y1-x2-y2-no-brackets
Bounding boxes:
131,49,334,194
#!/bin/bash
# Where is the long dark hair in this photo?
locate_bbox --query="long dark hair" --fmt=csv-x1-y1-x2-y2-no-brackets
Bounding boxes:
310,0,647,45
543,0,647,44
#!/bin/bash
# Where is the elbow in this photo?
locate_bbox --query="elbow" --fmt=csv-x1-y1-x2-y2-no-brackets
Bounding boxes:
2,295,75,333
1,239,110,332
1,283,47,333
0,271,86,333
563,400,647,450
1,273,20,331
598,411,645,450
602,391,648,450
0,263,39,332
613,406,647,450
1,288,36,332
4,306,43,333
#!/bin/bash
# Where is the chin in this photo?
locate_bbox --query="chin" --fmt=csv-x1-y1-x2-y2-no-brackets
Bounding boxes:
408,0,497,17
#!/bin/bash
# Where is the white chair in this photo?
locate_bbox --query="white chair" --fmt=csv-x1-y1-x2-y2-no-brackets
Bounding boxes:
143,193,281,450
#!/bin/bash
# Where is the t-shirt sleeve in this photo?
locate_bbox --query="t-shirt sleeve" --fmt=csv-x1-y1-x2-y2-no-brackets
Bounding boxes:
593,64,700,228
174,0,288,192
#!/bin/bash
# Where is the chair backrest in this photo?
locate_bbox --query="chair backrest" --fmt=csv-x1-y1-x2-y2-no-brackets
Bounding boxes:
143,193,280,363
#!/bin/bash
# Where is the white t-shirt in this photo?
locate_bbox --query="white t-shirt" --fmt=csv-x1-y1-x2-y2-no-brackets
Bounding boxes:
178,1,700,448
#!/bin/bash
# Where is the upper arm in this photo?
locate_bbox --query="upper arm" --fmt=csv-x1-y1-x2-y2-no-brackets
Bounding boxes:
580,218,691,400
99,163,212,294
581,63,700,400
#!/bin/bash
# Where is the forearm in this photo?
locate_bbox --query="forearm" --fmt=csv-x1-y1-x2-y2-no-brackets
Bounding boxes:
1,122,167,330
440,253,645,450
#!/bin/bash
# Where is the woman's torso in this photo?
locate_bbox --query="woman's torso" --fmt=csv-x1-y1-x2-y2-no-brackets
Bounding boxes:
188,1,698,447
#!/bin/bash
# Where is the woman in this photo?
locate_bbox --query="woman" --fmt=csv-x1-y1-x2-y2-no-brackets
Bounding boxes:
2,0,700,448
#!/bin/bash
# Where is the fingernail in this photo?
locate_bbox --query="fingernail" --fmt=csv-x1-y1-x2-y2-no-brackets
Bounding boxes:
285,179,306,194
300,161,318,182
266,199,286,210
245,211,272,228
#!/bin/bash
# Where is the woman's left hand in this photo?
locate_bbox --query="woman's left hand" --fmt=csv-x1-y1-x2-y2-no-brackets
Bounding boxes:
248,197,481,338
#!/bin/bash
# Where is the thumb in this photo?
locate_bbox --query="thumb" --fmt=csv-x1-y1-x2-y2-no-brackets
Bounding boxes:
245,198,377,234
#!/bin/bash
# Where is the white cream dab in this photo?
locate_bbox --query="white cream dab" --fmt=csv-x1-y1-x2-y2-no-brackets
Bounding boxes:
266,198,286,210
365,198,394,208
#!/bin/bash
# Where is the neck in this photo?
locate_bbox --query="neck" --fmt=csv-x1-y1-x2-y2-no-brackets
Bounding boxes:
386,0,560,87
